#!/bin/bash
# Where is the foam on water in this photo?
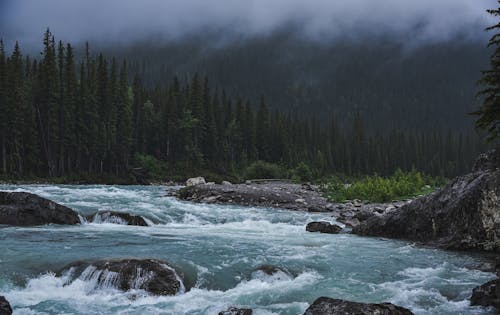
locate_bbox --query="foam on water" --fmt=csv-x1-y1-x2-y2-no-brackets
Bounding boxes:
0,184,497,314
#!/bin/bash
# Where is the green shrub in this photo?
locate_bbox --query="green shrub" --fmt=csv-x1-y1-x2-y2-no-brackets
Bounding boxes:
244,161,286,179
322,169,444,203
133,154,167,178
292,162,313,182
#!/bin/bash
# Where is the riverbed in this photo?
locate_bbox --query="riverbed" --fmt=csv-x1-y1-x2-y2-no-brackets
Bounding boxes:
0,185,496,315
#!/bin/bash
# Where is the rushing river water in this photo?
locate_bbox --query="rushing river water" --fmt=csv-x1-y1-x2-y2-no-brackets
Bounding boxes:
0,185,496,315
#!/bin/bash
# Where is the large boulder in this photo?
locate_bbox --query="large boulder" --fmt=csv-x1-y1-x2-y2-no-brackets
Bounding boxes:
0,192,80,226
353,149,500,251
304,297,414,315
306,221,342,234
89,211,149,226
470,278,500,309
0,296,12,315
63,258,184,296
186,177,206,186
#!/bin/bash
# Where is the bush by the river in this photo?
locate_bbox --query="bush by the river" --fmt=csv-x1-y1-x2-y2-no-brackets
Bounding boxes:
322,170,446,203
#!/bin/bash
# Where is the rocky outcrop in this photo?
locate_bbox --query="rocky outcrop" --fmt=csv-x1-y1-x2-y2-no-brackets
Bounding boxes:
306,221,342,234
186,177,206,186
304,297,414,315
470,278,500,309
89,211,149,226
353,149,500,251
0,296,12,315
0,192,80,226
218,307,253,315
63,259,184,296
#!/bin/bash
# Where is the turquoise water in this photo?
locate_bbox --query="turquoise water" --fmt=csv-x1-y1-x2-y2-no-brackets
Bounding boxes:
0,185,496,315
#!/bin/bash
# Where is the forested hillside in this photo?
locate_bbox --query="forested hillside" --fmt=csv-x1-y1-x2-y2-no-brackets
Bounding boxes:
107,31,489,132
0,31,489,181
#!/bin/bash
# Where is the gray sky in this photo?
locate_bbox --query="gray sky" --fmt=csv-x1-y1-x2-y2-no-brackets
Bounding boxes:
0,0,495,47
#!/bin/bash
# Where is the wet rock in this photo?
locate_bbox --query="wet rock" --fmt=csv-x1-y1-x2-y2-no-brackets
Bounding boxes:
470,278,500,309
0,192,80,226
304,297,414,315
0,296,12,315
218,307,253,315
186,177,206,186
354,149,500,251
177,181,332,212
353,209,375,221
306,221,342,234
63,258,184,296
90,211,148,226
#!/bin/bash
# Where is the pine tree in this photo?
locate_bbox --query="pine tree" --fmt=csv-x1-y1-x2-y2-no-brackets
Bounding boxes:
474,2,500,141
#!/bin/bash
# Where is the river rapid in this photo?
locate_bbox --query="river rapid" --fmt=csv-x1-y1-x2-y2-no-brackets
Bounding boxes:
0,185,496,315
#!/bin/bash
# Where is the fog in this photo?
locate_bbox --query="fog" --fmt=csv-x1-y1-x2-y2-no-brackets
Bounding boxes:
0,0,495,48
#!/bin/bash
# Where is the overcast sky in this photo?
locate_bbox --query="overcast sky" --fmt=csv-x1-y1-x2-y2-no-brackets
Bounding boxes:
0,0,495,48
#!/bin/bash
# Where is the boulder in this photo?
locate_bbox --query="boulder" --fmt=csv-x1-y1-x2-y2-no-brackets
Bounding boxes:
306,221,342,234
186,177,206,186
470,278,500,309
218,307,253,315
303,297,414,315
222,181,233,185
0,296,12,315
353,148,500,251
0,192,80,226
63,258,184,296
90,211,149,226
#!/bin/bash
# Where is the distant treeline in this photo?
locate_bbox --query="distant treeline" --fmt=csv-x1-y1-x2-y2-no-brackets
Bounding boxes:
0,31,488,180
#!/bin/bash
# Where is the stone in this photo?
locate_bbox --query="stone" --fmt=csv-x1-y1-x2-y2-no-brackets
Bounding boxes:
470,278,500,309
218,307,253,315
0,296,12,315
303,297,414,315
306,221,342,234
62,258,184,296
222,181,233,185
89,211,148,226
0,191,80,226
186,177,206,186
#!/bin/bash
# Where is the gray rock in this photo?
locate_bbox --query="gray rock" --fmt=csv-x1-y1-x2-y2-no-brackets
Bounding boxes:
354,149,500,251
222,181,233,185
470,278,500,309
306,221,342,234
62,259,184,296
0,296,12,315
89,211,148,226
218,307,252,315
186,177,206,186
303,297,414,315
0,192,80,226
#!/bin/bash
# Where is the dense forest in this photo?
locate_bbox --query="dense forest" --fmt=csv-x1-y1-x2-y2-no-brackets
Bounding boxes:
0,30,489,182
105,31,489,132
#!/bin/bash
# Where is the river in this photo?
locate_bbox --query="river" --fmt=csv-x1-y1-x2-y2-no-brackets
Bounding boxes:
0,185,496,315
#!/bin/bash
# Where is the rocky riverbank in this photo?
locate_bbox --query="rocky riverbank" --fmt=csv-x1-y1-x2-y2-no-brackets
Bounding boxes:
176,180,412,228
353,148,500,251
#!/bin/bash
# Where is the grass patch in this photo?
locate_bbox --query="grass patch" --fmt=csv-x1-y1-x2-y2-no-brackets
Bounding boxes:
321,169,446,203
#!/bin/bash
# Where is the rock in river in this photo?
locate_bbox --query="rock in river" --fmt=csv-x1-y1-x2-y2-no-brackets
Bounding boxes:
89,210,149,226
470,278,500,309
0,191,80,226
303,297,414,315
0,296,12,315
306,221,342,234
353,148,500,251
218,307,253,315
63,258,184,296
